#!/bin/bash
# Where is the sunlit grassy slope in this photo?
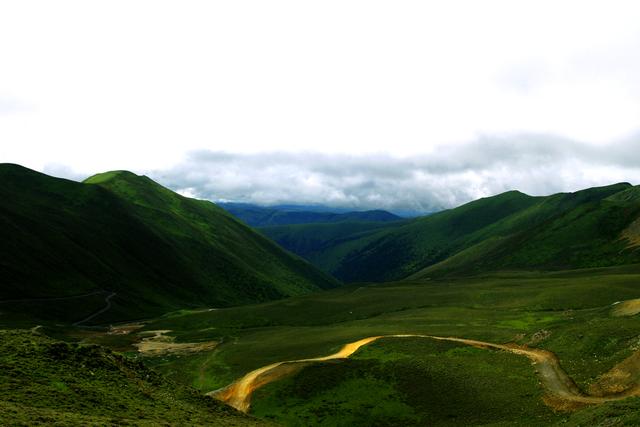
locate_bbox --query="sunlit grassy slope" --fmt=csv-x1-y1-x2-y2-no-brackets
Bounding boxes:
262,183,640,282
0,164,337,324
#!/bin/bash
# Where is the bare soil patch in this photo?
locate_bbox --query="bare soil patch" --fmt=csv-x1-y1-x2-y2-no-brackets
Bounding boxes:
611,299,640,317
134,330,218,357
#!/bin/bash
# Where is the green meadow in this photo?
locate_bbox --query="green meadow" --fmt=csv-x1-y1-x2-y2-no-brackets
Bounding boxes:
94,266,640,425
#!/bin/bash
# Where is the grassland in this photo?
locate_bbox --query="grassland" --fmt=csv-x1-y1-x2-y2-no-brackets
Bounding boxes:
251,338,557,426
64,265,639,425
0,329,266,426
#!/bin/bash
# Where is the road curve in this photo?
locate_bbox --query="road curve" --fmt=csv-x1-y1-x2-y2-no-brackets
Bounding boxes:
208,336,381,411
209,334,640,413
73,292,116,326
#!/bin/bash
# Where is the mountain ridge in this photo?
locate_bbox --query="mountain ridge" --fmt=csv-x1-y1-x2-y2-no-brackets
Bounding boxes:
0,164,338,325
259,182,640,282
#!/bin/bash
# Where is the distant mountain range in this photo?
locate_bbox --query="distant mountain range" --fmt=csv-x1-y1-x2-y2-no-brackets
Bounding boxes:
0,164,337,324
218,202,402,227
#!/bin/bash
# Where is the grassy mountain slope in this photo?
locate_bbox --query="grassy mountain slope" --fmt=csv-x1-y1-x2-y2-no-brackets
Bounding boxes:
334,190,544,281
84,170,338,297
0,329,265,426
412,183,640,279
0,164,337,324
220,202,401,227
261,184,640,282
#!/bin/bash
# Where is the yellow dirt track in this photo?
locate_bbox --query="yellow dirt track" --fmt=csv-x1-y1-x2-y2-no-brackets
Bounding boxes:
208,334,640,413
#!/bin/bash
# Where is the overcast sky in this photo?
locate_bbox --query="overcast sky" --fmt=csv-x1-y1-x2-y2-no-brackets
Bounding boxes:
2,1,640,212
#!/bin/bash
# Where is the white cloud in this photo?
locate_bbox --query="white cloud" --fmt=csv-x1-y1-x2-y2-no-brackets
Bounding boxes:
0,94,32,115
1,1,640,208
147,135,640,213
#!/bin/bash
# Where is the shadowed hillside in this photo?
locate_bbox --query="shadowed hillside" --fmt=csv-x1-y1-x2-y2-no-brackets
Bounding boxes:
0,164,338,325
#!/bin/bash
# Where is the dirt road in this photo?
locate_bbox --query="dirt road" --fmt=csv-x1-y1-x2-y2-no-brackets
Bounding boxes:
208,336,381,411
72,292,116,326
209,334,640,413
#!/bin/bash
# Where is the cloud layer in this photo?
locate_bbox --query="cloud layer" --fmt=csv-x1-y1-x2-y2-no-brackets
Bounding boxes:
3,2,640,173
4,3,638,212
147,134,640,213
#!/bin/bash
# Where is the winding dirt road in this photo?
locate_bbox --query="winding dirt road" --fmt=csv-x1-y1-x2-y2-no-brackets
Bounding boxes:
72,292,116,326
0,289,117,327
209,334,640,413
208,337,381,411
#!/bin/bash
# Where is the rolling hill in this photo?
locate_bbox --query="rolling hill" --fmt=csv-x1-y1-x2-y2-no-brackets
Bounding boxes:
0,164,338,325
260,184,640,282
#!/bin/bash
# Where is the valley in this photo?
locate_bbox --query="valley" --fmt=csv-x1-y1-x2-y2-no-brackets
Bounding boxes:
260,184,640,282
2,165,640,425
5,1,640,424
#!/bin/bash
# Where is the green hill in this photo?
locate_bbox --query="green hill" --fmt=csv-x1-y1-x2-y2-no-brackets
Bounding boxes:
0,329,266,426
0,164,338,325
261,184,640,282
411,183,640,279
